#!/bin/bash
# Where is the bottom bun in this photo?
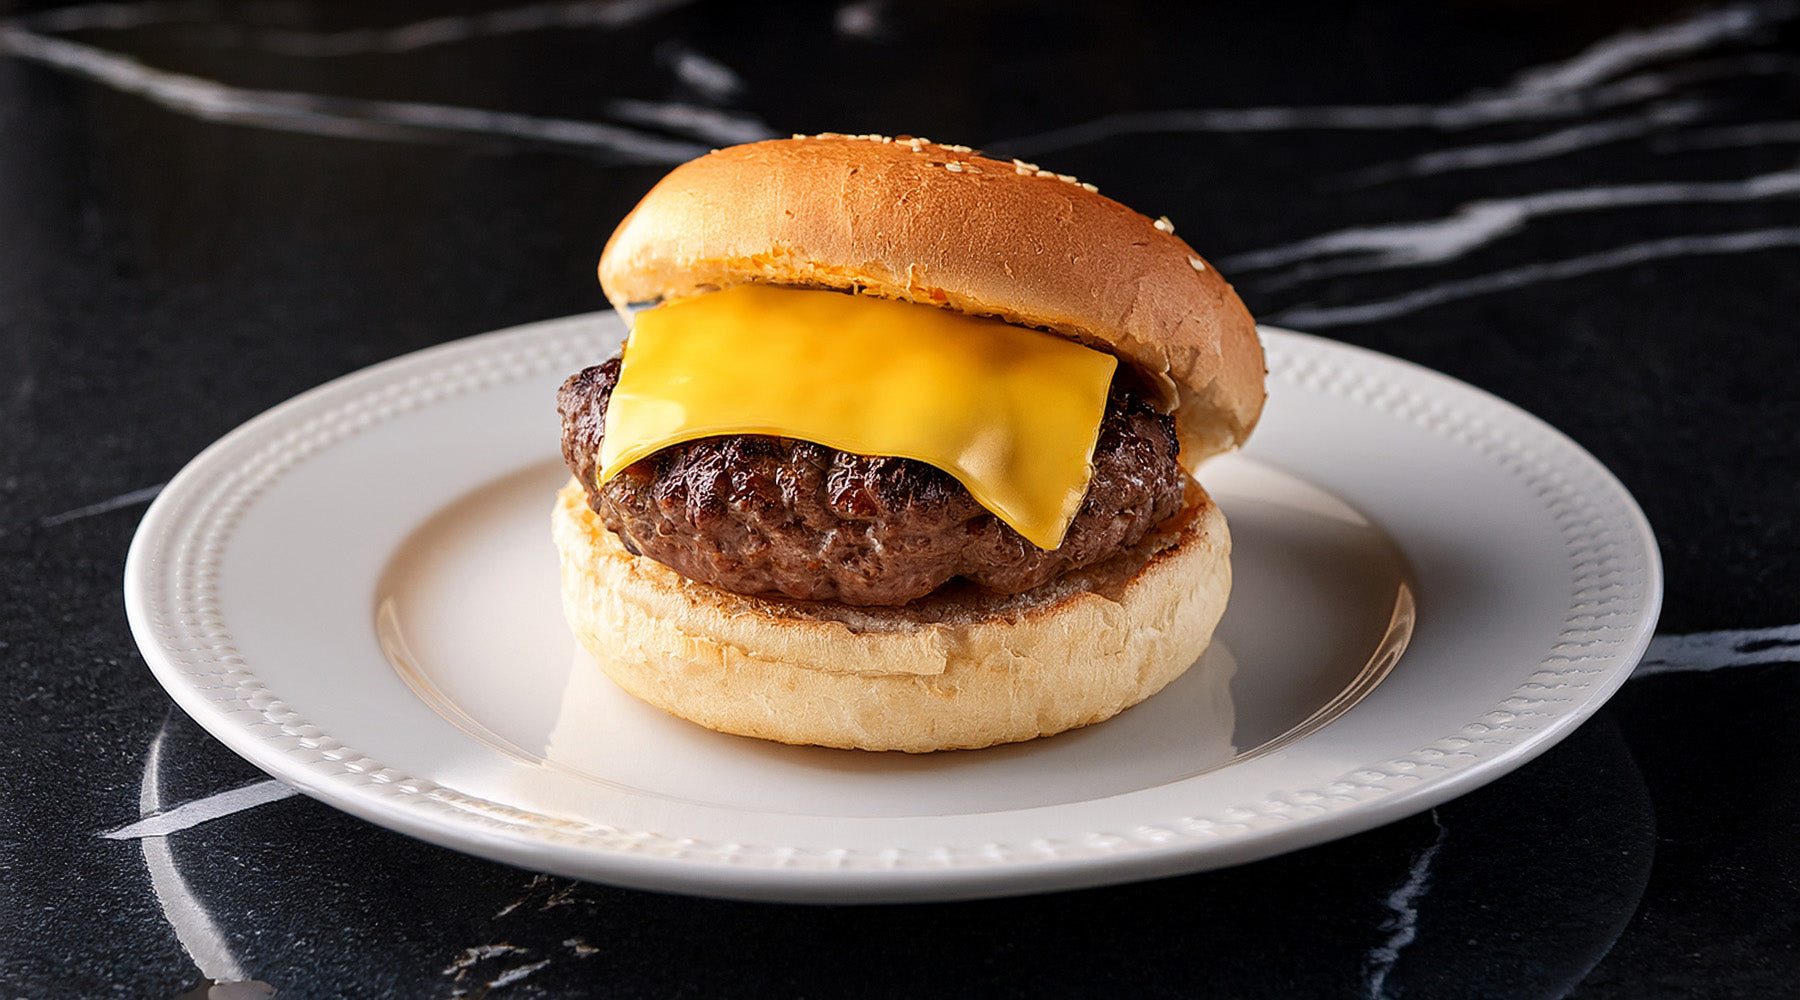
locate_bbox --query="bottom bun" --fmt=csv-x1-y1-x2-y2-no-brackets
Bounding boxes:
552,478,1232,752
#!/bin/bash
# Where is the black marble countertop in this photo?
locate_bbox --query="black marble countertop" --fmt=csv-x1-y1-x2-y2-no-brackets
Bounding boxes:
4,1,1798,997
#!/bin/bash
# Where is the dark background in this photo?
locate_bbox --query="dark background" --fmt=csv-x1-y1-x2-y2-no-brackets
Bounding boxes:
2,1,1796,997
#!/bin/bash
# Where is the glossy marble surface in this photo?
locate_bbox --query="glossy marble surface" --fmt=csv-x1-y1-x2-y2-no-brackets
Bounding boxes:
3,1,1796,997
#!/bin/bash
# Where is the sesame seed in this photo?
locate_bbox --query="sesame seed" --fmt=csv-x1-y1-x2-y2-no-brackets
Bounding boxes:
966,164,983,173
1016,165,1034,175
1080,182,1099,192
1154,216,1175,233
1034,169,1054,178
1056,173,1076,183
945,161,964,172
1189,256,1207,271
791,133,807,140
946,143,972,153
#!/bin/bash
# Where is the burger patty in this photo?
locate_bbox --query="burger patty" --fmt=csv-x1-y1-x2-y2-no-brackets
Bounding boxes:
558,358,1188,605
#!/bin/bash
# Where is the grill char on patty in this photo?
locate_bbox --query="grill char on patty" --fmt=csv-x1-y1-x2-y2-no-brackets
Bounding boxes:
558,356,1188,606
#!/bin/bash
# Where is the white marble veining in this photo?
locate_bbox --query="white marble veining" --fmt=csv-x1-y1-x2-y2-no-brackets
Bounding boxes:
1227,165,1800,288
438,888,605,992
1634,623,1800,676
1659,119,1800,151
444,944,529,972
136,722,251,987
444,943,556,997
39,482,166,527
1011,3,1800,329
5,0,1793,200
20,0,222,33
1268,227,1800,329
991,2,1797,156
0,25,710,159
658,39,744,102
25,0,696,52
834,0,888,39
103,778,297,840
1362,809,1448,1000
1,2,743,160
488,959,552,988
1337,100,1706,187
604,96,775,144
253,0,693,56
1506,0,1788,92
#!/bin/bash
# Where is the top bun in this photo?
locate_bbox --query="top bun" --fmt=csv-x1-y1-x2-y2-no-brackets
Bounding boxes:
598,134,1265,465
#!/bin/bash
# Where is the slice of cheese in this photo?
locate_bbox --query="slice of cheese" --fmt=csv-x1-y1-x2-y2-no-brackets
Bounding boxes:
598,284,1117,550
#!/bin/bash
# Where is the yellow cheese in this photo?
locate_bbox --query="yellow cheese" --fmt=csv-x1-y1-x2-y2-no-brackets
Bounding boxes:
598,284,1117,550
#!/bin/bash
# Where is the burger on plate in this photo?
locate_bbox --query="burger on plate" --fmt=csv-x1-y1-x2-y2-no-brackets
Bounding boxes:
553,134,1264,752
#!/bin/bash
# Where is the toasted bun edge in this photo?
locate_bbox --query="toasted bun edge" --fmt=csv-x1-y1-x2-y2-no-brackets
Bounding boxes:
552,478,1231,752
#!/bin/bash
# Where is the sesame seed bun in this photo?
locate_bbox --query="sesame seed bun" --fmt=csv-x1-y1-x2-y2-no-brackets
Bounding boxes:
562,134,1261,751
597,134,1265,467
553,479,1231,752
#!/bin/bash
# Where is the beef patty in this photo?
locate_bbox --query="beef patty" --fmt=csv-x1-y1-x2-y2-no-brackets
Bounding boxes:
559,357,1188,605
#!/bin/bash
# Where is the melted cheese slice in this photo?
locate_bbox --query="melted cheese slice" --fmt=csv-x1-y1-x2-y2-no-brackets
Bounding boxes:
598,284,1117,550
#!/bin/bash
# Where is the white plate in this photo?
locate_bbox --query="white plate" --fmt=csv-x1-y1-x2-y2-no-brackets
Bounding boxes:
125,314,1660,903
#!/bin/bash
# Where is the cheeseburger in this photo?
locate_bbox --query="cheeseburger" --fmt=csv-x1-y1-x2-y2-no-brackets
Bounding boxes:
553,134,1264,752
